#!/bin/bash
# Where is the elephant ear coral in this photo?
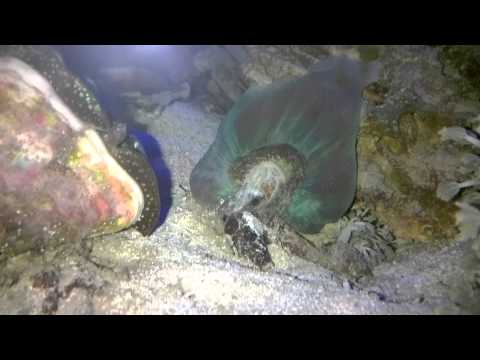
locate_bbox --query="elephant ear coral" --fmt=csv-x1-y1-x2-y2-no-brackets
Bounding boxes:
190,55,379,234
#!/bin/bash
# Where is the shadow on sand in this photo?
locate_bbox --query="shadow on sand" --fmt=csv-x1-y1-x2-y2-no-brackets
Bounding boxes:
128,126,173,228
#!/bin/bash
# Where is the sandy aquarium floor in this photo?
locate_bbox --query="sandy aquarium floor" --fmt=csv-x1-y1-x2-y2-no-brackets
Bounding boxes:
0,102,472,314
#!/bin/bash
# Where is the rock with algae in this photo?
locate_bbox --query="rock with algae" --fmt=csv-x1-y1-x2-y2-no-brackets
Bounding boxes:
0,45,161,237
437,45,480,104
0,55,156,260
446,197,480,313
356,111,465,242
356,45,480,243
0,57,144,255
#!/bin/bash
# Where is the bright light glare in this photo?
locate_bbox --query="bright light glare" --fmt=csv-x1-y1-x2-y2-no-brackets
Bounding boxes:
133,45,170,52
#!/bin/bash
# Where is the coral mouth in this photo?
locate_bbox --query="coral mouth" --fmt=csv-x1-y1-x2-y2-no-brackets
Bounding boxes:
224,144,306,219
230,160,285,212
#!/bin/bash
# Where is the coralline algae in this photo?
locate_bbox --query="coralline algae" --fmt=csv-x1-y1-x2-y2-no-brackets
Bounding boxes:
0,57,144,257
